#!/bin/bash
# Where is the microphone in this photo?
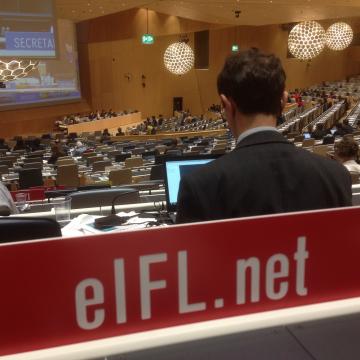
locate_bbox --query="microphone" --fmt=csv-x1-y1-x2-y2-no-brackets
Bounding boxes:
94,191,135,229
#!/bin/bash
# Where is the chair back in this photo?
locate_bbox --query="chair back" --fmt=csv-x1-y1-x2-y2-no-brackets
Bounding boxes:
294,135,304,142
211,148,226,155
107,150,123,159
4,156,17,164
150,164,164,181
350,172,360,185
88,155,104,166
92,160,112,172
302,138,316,148
165,149,182,157
56,158,75,166
0,165,9,176
82,152,97,159
19,168,44,189
313,145,330,157
125,157,143,168
0,160,12,168
115,153,131,163
109,169,132,186
352,192,360,205
132,147,146,155
24,157,42,164
0,217,61,242
12,149,26,155
69,188,139,209
155,145,167,154
28,151,45,157
133,174,150,184
23,162,42,169
57,164,79,187
57,156,73,161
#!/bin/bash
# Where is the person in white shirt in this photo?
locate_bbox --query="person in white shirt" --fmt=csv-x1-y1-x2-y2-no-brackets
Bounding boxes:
334,136,360,174
0,182,18,215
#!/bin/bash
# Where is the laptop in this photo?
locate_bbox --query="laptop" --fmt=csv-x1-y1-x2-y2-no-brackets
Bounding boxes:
164,155,220,222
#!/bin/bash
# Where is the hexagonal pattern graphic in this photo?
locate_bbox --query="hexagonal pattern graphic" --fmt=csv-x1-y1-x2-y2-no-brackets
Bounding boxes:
164,42,194,75
326,22,353,51
288,21,326,61
0,60,39,82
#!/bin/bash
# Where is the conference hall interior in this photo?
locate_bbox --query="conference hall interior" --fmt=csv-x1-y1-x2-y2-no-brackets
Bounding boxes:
1,0,360,359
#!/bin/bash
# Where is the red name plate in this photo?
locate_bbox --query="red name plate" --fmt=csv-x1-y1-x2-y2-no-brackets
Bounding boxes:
1,207,360,356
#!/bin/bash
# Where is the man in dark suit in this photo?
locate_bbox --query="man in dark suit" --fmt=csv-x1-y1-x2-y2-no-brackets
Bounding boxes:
176,49,352,223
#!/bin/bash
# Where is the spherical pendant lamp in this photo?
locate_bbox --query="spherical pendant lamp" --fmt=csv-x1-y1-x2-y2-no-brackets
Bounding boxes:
326,22,353,51
163,42,194,75
288,21,326,60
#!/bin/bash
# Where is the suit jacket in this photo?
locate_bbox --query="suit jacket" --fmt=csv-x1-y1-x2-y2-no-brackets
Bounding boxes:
176,131,352,223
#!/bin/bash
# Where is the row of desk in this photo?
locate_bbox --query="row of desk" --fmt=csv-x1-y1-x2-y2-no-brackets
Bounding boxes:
66,112,142,134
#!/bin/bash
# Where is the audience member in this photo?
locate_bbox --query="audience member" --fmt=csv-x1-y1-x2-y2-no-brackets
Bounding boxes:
0,182,18,216
48,144,66,165
176,48,352,223
322,134,335,145
312,123,327,140
73,141,88,156
334,123,346,137
101,128,111,143
335,137,360,174
0,138,9,151
342,119,354,134
29,138,45,152
13,139,29,152
116,127,125,136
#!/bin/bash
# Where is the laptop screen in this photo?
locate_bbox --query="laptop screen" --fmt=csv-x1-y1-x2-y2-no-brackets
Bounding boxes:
164,156,218,212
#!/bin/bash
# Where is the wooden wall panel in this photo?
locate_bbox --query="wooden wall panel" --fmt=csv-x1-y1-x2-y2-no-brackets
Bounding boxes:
0,7,358,138
85,24,359,119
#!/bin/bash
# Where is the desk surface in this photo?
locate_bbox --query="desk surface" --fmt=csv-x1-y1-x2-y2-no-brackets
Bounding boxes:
12,201,161,219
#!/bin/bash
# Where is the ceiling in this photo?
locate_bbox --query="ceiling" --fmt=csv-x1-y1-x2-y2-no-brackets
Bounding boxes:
55,0,360,26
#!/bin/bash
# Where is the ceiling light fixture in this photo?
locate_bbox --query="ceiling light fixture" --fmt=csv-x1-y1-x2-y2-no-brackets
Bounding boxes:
0,60,39,82
288,21,326,60
325,22,353,51
163,41,194,75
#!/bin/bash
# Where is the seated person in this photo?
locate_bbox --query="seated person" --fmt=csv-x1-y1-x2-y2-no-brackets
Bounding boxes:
302,125,313,139
13,139,29,152
30,138,45,152
116,127,125,136
342,119,354,134
0,138,9,151
73,141,88,156
48,145,66,165
0,182,18,215
164,139,182,155
176,48,351,223
334,137,360,174
101,128,111,143
312,123,327,140
333,123,346,137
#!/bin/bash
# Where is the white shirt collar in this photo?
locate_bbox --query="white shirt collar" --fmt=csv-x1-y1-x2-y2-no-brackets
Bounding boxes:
236,126,279,145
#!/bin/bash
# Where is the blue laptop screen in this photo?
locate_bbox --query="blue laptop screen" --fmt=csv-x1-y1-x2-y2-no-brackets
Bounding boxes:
165,158,216,210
